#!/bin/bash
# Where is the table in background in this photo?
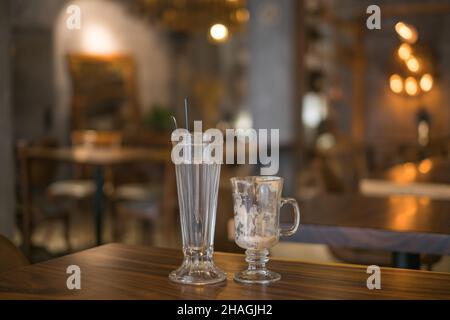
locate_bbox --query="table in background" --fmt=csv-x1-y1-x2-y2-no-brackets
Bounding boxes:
18,146,174,256
381,157,450,184
360,158,450,199
0,244,448,299
291,194,450,269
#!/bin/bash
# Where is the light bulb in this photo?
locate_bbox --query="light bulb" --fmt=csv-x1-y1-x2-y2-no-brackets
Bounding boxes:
405,77,419,96
235,8,250,23
420,74,433,92
389,74,403,93
395,22,418,44
397,43,412,60
209,23,229,43
406,56,420,72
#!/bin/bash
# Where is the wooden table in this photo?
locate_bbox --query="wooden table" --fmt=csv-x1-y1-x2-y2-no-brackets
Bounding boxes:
0,244,448,299
18,146,174,255
291,194,450,269
360,158,450,199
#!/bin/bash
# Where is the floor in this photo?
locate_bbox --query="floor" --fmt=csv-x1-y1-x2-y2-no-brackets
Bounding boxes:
15,208,450,273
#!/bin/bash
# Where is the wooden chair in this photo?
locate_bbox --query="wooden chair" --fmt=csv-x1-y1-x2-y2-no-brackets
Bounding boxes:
110,160,169,245
316,141,370,193
30,131,121,252
0,235,29,274
17,138,73,255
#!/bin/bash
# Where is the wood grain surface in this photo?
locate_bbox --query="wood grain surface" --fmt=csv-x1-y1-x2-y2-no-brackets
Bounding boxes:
0,244,449,299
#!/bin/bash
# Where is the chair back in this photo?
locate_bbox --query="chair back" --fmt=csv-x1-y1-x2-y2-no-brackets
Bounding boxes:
318,142,369,193
16,137,59,189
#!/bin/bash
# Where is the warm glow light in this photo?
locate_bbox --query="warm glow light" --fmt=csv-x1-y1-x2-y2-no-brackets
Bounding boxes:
389,74,403,93
418,120,430,146
406,56,420,72
419,197,430,206
420,74,433,92
234,110,253,130
235,8,250,23
209,23,229,43
83,24,117,54
390,162,417,183
389,196,418,230
316,133,336,151
395,22,418,44
397,43,412,60
418,159,433,174
405,77,419,96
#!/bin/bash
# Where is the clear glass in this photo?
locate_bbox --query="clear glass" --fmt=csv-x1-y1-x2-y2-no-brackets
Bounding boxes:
230,176,300,284
169,134,226,285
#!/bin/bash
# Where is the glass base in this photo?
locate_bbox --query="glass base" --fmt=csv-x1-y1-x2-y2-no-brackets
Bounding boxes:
234,269,281,284
169,263,226,285
233,248,280,284
169,250,226,285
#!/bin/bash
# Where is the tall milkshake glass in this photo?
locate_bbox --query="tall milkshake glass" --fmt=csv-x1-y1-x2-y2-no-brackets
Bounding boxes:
169,131,226,285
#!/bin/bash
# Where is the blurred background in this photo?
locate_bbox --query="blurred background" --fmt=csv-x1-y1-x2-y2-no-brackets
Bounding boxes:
1,0,449,273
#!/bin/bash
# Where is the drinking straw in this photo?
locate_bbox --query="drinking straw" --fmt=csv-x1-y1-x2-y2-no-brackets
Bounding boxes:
171,115,178,130
184,98,189,131
183,97,200,235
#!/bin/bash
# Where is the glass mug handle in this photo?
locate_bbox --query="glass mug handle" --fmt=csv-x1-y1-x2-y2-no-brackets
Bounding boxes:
279,197,300,236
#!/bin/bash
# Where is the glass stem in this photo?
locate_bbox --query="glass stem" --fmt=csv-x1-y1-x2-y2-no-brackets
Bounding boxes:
245,249,269,271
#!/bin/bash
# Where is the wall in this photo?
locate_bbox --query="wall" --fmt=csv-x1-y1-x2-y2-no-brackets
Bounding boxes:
247,0,298,194
247,0,296,145
11,0,66,140
53,0,172,141
0,0,15,238
364,10,450,147
335,0,450,151
11,0,172,141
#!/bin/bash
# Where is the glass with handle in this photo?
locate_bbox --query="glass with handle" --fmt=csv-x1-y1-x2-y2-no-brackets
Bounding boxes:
230,176,300,284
